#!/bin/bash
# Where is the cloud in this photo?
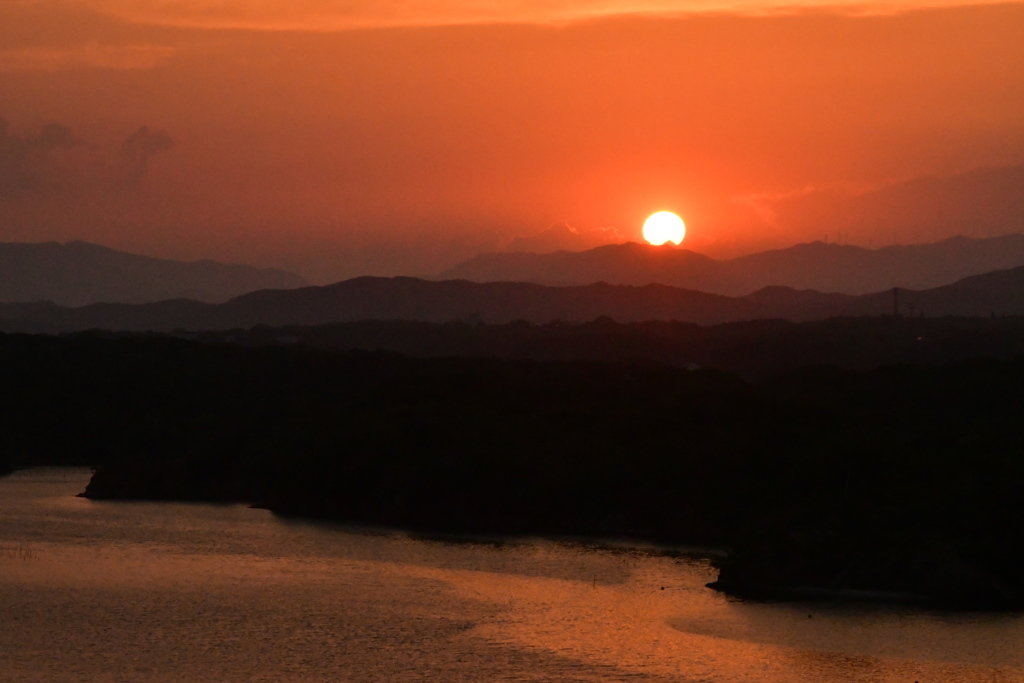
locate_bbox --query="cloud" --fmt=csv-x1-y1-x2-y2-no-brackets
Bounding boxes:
35,123,78,151
0,118,79,197
72,0,1010,31
504,222,627,253
0,119,176,198
0,43,175,72
119,126,175,181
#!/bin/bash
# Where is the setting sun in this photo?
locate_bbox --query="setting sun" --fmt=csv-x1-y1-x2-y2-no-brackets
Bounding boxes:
643,212,686,246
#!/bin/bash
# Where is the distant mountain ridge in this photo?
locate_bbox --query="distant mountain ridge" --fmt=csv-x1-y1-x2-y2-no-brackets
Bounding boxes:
440,234,1024,295
2,265,1024,334
0,241,309,306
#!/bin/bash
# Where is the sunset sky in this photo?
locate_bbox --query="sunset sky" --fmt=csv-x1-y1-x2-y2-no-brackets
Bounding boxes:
1,0,1022,282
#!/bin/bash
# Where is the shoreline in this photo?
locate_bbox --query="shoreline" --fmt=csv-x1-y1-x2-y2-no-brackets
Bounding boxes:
77,473,1024,612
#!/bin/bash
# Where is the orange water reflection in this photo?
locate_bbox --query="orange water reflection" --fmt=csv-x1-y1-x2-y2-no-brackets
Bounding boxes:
2,469,1024,682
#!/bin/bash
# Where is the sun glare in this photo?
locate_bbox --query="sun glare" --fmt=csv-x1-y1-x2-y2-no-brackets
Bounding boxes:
643,212,685,246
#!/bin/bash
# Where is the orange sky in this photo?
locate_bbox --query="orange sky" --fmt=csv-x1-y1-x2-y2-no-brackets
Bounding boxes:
1,0,1022,281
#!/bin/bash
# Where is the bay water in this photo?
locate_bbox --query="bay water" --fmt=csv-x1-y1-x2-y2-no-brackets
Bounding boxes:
2,468,1023,682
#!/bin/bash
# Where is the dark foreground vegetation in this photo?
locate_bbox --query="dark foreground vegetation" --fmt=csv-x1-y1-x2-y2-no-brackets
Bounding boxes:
3,325,1024,608
192,315,1024,379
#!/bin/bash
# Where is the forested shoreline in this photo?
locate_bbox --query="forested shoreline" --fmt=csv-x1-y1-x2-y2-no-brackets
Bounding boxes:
3,321,1024,608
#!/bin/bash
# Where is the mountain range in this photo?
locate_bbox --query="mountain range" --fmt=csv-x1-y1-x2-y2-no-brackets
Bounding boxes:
2,264,1023,334
0,241,309,306
440,234,1024,295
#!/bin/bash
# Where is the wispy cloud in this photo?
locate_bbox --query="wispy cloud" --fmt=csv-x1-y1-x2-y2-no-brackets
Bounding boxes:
0,118,176,199
0,118,79,197
119,126,175,182
0,43,174,71
73,0,1020,31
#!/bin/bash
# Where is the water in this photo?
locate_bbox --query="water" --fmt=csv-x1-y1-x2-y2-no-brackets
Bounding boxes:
2,469,1023,682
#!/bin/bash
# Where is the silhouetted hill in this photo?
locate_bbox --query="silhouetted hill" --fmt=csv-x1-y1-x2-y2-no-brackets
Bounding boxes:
443,242,719,288
0,277,846,332
5,331,1024,607
169,316,1024,380
2,265,1024,333
905,266,1024,317
441,235,1024,295
768,165,1024,245
0,241,309,305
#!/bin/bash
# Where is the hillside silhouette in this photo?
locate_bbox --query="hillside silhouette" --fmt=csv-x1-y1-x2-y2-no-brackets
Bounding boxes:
3,332,1024,608
171,316,1024,379
441,235,1024,295
3,265,1024,333
0,241,309,306
766,165,1024,248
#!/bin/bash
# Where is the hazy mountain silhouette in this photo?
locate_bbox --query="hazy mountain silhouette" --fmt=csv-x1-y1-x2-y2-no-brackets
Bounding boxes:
0,241,309,306
3,265,1024,333
440,234,1024,295
767,165,1024,245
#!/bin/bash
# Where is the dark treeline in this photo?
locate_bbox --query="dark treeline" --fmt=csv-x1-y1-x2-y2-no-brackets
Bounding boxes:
143,315,1024,378
2,331,1024,607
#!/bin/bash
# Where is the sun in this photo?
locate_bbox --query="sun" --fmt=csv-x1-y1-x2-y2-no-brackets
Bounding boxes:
643,211,686,246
